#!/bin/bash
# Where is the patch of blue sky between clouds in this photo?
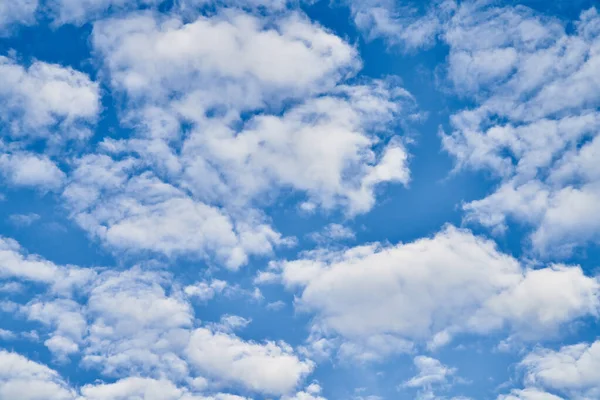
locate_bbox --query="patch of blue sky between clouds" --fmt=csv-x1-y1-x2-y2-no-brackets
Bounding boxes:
0,1,599,400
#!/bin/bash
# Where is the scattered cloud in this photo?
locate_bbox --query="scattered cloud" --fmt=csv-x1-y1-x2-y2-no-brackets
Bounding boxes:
440,5,600,256
8,213,40,227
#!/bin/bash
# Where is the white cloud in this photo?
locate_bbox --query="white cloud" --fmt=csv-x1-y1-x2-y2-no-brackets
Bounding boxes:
497,389,563,400
0,328,15,340
178,0,288,13
48,0,293,26
515,340,600,399
308,223,355,244
282,383,327,400
0,352,249,400
186,327,314,395
8,213,40,227
0,55,97,191
0,0,38,34
80,377,187,400
92,10,359,103
0,56,99,142
81,267,193,378
266,300,286,311
403,356,456,388
47,0,159,25
267,226,599,358
25,299,87,360
91,7,410,211
63,155,288,269
0,236,96,292
54,7,415,269
184,280,228,301
439,4,600,255
0,350,76,400
0,151,65,190
0,236,314,396
347,0,456,50
211,315,252,333
0,282,22,293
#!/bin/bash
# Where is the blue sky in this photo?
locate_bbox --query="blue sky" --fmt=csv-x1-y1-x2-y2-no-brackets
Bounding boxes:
0,0,600,399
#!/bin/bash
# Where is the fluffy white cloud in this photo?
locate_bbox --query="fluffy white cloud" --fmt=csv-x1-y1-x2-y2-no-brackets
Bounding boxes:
0,151,65,190
25,299,87,359
308,223,355,244
0,56,98,190
347,0,456,50
48,0,292,26
0,350,76,400
186,327,314,395
0,236,314,396
0,0,38,34
0,56,99,142
90,7,410,212
0,236,96,292
80,377,208,400
498,389,563,400
0,353,249,400
265,226,599,358
81,267,194,378
439,4,600,255
184,280,228,301
63,155,289,269
403,356,456,389
92,10,359,102
282,383,327,400
56,7,414,268
514,340,600,399
47,0,159,25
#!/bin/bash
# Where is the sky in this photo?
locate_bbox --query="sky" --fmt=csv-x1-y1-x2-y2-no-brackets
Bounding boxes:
0,0,599,399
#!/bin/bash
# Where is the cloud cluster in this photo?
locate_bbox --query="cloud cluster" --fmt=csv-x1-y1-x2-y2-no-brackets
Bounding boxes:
439,5,600,256
0,1,38,34
263,226,599,359
0,56,99,190
498,339,600,399
346,0,456,51
48,6,414,266
0,236,313,397
2,1,600,399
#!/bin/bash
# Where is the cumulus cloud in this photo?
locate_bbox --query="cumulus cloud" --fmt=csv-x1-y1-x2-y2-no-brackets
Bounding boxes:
497,388,563,400
439,4,600,255
510,340,600,399
0,56,98,190
0,151,65,190
49,6,416,268
282,383,327,400
184,279,228,302
0,56,99,142
0,236,313,396
265,226,599,358
0,350,76,400
186,327,314,395
90,9,411,213
403,356,456,389
346,0,456,50
25,299,87,360
0,236,96,292
0,1,38,34
0,352,250,400
63,155,289,269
